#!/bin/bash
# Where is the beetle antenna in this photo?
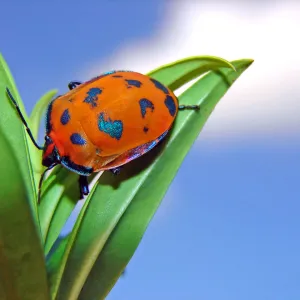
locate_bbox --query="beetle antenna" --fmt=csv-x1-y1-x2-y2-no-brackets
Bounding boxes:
38,163,57,204
6,87,44,150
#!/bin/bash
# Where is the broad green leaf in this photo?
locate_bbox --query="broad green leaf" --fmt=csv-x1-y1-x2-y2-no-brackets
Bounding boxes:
0,54,39,215
30,89,57,140
148,55,235,90
0,59,50,299
47,58,253,300
42,55,235,262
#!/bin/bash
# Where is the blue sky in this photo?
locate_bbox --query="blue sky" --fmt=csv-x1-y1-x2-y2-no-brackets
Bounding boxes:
1,1,300,299
0,0,164,113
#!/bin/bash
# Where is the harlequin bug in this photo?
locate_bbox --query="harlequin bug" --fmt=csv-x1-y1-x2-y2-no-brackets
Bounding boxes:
6,70,199,202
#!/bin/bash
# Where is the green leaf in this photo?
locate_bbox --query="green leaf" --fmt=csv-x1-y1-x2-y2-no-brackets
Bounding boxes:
148,55,236,90
47,58,253,300
43,174,79,254
80,59,253,299
39,167,96,254
46,183,98,299
41,55,235,259
28,89,58,190
28,90,58,191
39,168,74,243
0,56,50,299
0,54,39,214
30,89,57,140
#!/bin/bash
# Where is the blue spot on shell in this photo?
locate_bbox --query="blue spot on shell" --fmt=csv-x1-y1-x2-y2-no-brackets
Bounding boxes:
139,98,154,118
125,79,142,88
70,133,86,145
143,126,149,133
60,109,70,125
98,113,123,140
164,95,176,117
150,78,169,94
84,87,102,107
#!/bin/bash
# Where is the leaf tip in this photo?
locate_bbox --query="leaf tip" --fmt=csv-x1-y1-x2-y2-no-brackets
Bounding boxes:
241,59,254,71
248,58,254,65
242,58,254,67
230,58,254,73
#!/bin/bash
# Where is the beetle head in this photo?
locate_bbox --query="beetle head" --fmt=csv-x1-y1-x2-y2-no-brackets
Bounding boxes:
42,135,60,167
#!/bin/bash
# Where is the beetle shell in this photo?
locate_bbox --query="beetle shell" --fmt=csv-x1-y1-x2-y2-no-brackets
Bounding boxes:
43,71,179,175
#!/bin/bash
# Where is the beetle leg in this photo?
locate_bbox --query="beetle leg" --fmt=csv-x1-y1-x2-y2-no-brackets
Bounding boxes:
78,175,89,199
68,81,82,90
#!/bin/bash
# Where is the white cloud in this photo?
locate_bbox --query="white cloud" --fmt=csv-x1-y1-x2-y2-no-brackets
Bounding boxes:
83,0,300,144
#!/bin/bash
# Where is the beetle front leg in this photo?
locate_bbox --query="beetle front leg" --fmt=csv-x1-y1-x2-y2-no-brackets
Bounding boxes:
78,175,89,199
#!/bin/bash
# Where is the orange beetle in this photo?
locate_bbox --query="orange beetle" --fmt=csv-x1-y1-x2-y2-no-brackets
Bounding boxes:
6,70,199,201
